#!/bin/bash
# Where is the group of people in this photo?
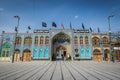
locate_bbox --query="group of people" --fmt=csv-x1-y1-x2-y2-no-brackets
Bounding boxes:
52,53,71,61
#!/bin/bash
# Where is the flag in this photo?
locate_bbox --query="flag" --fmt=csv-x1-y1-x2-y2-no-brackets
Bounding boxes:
52,22,57,27
82,23,85,30
98,27,100,33
42,22,47,27
90,27,92,32
2,31,5,34
61,23,64,29
70,22,72,29
108,14,114,19
28,26,31,30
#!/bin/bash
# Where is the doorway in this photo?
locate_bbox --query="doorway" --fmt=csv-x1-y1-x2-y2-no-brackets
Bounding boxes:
104,49,110,61
22,49,31,62
14,49,20,62
51,32,71,61
52,45,67,60
93,49,102,62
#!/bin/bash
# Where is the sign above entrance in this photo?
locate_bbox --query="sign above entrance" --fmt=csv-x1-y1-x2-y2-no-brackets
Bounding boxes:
74,29,89,33
33,29,49,33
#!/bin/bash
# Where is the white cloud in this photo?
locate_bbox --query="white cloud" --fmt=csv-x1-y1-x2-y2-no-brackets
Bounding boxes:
74,15,78,19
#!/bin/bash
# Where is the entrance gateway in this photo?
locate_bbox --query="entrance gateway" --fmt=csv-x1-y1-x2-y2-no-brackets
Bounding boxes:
51,32,72,61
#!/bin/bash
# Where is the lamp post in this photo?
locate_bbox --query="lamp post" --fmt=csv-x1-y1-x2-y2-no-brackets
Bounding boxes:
108,14,114,62
0,31,5,57
12,15,20,63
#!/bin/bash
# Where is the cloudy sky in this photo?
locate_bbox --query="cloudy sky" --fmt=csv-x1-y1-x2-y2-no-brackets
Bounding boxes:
0,0,120,33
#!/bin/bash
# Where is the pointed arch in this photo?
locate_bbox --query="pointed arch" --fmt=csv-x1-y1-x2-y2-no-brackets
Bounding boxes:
51,32,71,61
92,37,100,47
14,49,20,62
22,49,31,62
34,36,38,45
79,36,83,45
74,36,78,44
45,36,49,44
24,37,32,45
40,36,44,45
102,37,109,47
16,37,21,45
85,36,89,45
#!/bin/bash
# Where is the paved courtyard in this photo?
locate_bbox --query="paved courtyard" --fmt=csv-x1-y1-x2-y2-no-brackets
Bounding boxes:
0,61,120,80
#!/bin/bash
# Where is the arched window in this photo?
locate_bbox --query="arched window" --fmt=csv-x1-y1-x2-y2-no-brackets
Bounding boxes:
92,37,100,46
79,36,83,45
24,37,32,45
34,36,38,45
45,36,49,44
93,49,100,53
16,37,21,45
74,36,78,44
40,36,44,45
102,37,108,47
85,36,89,45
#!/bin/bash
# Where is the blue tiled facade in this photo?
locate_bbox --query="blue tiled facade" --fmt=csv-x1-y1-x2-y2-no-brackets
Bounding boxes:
0,29,113,62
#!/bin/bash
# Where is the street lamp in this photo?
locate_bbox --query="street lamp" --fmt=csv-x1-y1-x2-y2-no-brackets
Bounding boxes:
0,31,5,57
12,15,20,63
14,16,20,28
108,14,114,31
108,14,114,62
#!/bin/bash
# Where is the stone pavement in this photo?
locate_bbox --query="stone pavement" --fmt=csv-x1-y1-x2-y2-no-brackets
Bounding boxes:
0,61,120,80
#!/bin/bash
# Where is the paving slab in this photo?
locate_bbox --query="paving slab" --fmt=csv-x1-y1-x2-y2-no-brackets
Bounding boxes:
0,61,120,80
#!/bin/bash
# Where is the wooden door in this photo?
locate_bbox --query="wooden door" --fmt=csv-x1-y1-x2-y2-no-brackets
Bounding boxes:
14,53,20,62
98,54,102,62
23,52,31,62
93,54,97,61
93,53,102,62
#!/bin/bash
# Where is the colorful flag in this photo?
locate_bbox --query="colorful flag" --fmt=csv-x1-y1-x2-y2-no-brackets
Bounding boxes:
82,23,85,30
42,22,47,27
52,22,57,27
61,23,64,29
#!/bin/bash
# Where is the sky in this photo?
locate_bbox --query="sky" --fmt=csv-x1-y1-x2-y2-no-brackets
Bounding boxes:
0,0,120,33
